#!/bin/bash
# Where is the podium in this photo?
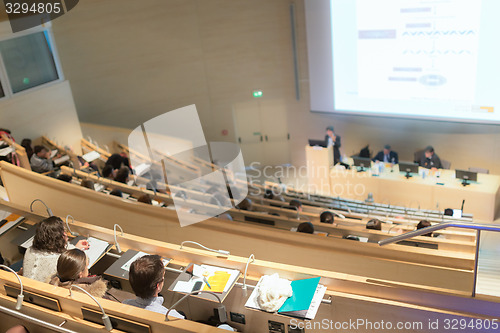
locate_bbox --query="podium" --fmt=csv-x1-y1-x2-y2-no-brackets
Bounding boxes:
305,145,333,195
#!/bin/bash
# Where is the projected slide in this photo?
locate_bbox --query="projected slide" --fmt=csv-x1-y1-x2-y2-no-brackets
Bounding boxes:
357,0,480,102
305,0,500,123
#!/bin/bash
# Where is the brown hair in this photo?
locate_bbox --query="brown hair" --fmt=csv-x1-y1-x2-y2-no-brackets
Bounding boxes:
137,194,152,205
80,179,95,190
366,218,382,231
417,220,433,237
236,198,252,211
32,216,67,253
297,222,314,234
50,249,87,284
114,166,130,184
129,255,164,299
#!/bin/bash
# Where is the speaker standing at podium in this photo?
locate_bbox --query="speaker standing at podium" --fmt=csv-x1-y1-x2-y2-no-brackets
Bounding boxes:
325,126,341,165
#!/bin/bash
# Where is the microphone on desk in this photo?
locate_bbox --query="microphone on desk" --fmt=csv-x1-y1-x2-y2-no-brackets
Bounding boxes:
29,199,53,217
242,254,255,297
461,199,465,212
69,285,112,331
0,265,24,310
113,224,124,254
180,241,230,256
65,215,78,237
165,290,226,323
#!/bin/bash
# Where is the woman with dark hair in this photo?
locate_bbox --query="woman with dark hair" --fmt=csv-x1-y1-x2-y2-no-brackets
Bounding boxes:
137,194,152,205
20,139,34,160
49,249,108,298
80,179,95,190
114,166,130,184
23,217,89,282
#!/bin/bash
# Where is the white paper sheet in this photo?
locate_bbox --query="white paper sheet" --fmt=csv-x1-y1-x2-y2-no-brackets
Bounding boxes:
54,155,70,165
21,236,34,249
120,251,170,272
0,146,14,156
82,151,100,162
82,237,110,268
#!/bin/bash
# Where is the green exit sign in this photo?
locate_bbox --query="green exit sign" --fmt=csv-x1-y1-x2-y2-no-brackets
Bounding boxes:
252,90,263,98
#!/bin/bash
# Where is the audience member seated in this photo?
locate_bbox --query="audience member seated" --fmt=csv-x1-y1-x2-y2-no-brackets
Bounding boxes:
320,211,334,224
289,199,303,213
23,217,89,283
105,153,130,170
366,219,382,231
297,222,314,234
264,189,275,200
102,165,116,180
49,249,108,298
419,146,442,170
80,179,95,190
236,198,253,211
137,194,152,205
114,166,130,184
57,174,72,183
373,144,399,164
30,146,55,174
417,220,433,237
123,255,184,318
110,189,123,197
20,138,34,160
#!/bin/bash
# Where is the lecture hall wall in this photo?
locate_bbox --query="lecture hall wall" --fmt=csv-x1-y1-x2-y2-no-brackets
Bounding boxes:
52,0,500,174
0,16,83,153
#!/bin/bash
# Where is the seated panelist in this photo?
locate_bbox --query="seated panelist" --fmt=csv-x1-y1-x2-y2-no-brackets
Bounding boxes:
419,146,442,170
373,145,398,164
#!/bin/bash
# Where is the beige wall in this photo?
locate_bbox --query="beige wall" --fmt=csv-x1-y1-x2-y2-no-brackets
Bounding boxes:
0,21,83,152
52,0,500,174
0,81,83,153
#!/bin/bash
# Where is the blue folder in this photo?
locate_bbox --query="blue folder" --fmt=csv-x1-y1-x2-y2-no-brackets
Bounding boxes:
278,276,320,314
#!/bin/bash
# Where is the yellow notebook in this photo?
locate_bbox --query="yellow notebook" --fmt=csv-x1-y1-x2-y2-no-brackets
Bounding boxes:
202,271,231,293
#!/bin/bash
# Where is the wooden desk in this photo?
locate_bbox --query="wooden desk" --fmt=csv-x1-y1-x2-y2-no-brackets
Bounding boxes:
0,163,476,292
329,167,500,222
305,145,333,195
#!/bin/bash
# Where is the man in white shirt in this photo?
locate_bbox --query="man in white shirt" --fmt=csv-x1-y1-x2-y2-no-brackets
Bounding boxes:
123,255,184,319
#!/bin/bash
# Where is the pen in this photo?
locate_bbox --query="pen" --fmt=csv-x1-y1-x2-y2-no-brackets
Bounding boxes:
203,277,212,289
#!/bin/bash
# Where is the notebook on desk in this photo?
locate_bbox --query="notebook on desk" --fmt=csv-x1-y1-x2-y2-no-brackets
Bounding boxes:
245,275,326,320
169,263,240,302
0,213,25,237
71,236,113,268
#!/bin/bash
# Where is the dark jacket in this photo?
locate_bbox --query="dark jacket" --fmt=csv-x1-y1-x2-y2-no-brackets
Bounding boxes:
419,154,442,169
324,134,342,165
48,275,108,298
373,151,399,164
